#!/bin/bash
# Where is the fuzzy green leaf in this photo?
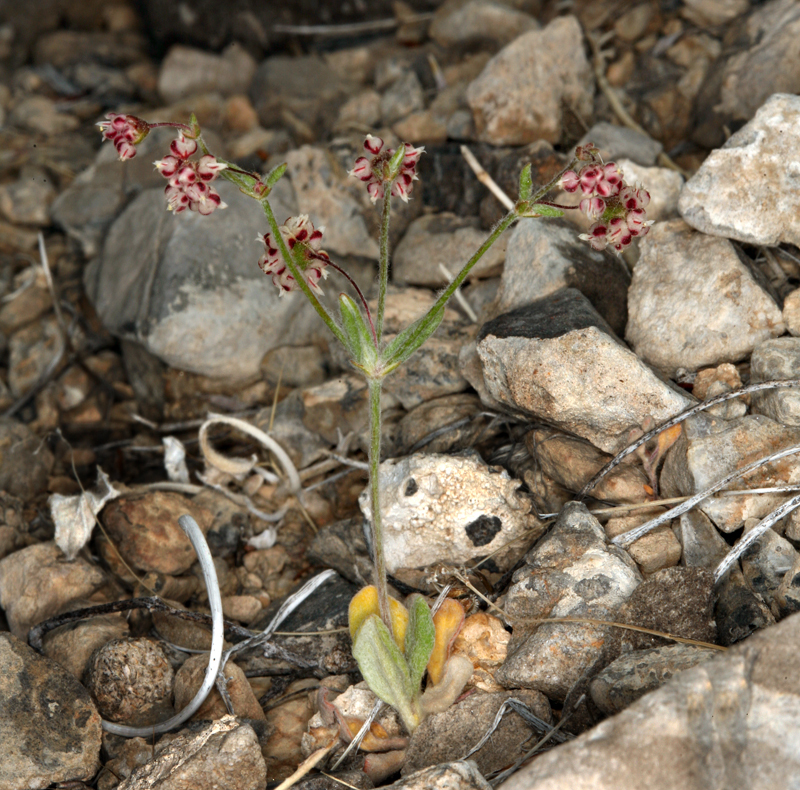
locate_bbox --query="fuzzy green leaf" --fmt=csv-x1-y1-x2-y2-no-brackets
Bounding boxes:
265,162,287,190
352,614,418,729
527,203,564,218
339,294,375,364
381,304,445,374
518,164,533,202
404,595,435,691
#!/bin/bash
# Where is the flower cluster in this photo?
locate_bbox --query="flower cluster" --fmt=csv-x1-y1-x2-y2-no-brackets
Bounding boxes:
97,113,150,161
154,133,228,215
348,135,424,203
560,158,653,254
257,215,330,296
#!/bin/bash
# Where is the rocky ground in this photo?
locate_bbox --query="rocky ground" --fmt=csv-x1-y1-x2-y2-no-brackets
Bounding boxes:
1,0,800,788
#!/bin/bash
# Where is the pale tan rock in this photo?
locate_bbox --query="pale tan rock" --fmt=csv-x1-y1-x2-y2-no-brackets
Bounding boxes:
466,16,592,145
221,594,262,624
0,542,106,638
606,512,682,574
451,613,510,692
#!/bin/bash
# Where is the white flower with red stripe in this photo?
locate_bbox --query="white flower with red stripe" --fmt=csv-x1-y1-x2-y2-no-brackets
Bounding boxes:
348,134,425,204
154,133,228,215
97,113,150,161
257,215,330,296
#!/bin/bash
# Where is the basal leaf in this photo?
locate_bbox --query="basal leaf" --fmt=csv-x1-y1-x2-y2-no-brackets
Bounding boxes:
404,595,435,691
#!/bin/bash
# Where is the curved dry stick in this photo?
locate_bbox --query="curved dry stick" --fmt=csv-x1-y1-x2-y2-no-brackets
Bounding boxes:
199,413,301,494
612,443,800,549
100,515,224,736
578,379,800,499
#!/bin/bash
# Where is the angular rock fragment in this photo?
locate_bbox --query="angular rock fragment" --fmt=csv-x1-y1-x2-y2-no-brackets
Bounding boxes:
626,220,784,376
476,289,691,453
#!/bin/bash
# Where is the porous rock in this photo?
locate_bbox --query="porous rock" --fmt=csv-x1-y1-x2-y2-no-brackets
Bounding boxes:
360,451,542,574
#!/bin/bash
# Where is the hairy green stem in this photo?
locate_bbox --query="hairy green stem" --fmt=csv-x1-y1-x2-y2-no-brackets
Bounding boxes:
375,191,392,341
368,377,392,635
430,211,517,316
260,199,347,348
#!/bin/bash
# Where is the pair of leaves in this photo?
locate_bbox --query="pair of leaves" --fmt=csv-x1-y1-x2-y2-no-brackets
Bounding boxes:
339,296,444,377
350,592,435,733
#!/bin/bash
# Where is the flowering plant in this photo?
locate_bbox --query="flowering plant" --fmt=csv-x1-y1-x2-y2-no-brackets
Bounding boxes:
99,113,652,733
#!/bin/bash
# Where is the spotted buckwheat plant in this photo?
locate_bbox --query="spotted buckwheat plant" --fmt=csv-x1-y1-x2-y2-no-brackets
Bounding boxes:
100,113,654,736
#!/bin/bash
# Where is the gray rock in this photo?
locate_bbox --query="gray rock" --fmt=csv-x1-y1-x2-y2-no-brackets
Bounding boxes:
782,288,800,337
0,542,107,638
626,220,784,377
380,70,425,126
254,388,331,470
740,526,797,609
682,0,750,26
715,3,800,128
250,54,356,139
0,633,102,790
430,0,538,49
660,412,800,532
383,320,474,409
497,502,642,700
0,418,54,500
499,611,800,790
750,338,800,425
360,451,543,574
393,213,506,287
307,517,372,588
285,145,378,260
157,43,257,104
677,510,730,570
476,289,692,454
117,716,266,790
402,690,551,776
605,567,717,656
8,95,79,135
389,761,491,790
7,314,64,397
774,553,800,616
51,126,178,257
397,393,496,456
589,643,719,716
715,567,775,646
491,218,630,336
466,16,593,145
576,123,663,167
85,178,332,380
0,168,56,226
260,345,331,388
679,94,800,247
0,492,27,561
